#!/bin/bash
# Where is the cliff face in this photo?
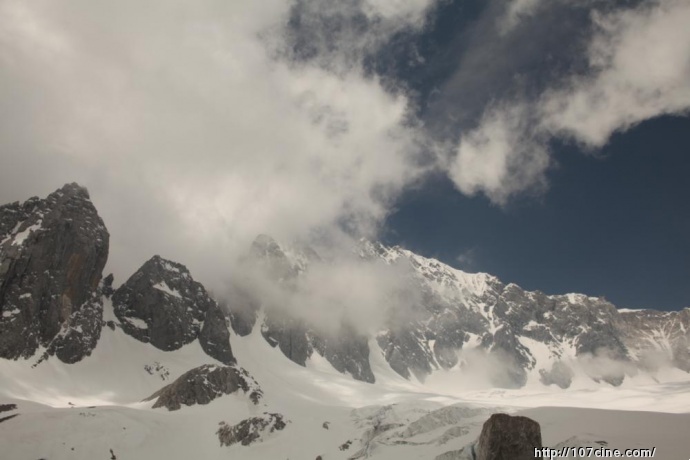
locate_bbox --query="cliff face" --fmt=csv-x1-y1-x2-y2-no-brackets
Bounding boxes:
113,255,235,364
0,183,109,362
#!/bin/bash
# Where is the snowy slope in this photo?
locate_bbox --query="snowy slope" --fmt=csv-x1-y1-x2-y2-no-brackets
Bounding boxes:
2,299,690,459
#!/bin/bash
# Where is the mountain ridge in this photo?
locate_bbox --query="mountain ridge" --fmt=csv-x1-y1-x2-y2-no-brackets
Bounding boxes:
2,184,690,460
1,184,688,390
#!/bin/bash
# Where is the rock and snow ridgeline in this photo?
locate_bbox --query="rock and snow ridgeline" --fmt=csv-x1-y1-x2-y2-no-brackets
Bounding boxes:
1,184,689,460
1,183,689,391
233,233,690,388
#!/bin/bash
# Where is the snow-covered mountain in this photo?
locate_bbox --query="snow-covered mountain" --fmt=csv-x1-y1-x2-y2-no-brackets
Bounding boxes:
1,184,689,459
234,234,690,390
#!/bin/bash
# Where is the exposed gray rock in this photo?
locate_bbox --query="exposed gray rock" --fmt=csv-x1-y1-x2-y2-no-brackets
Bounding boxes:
112,256,234,363
261,306,312,366
216,413,287,447
260,306,375,382
224,284,259,337
0,183,109,362
145,364,262,411
377,327,434,381
476,413,542,460
46,289,104,364
312,322,375,383
199,302,235,365
113,256,206,349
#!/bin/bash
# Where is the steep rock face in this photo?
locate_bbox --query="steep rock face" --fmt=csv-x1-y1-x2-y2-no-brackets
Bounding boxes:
45,286,105,364
112,256,234,364
199,303,235,365
261,306,312,366
145,364,262,411
0,183,109,362
312,322,374,383
476,413,542,460
247,235,376,383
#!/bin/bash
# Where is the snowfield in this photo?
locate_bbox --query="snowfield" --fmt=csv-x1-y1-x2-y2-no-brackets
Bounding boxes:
1,304,689,460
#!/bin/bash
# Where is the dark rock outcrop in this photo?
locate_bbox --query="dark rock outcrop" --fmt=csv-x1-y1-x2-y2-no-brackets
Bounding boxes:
377,327,434,381
224,284,259,337
261,306,313,366
46,288,105,364
145,364,262,411
476,413,542,460
0,183,109,362
199,303,235,365
217,413,287,447
312,322,375,383
260,306,376,382
112,256,234,364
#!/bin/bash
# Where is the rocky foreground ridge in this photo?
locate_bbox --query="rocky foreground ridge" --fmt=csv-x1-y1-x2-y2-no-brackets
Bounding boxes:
0,184,236,371
0,183,108,363
1,184,689,390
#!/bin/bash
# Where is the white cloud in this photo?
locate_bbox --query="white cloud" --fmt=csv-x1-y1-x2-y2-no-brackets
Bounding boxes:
0,0,430,286
448,105,549,204
446,0,690,205
541,0,690,147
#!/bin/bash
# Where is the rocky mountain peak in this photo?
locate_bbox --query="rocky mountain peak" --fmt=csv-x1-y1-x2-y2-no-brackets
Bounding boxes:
112,255,235,364
0,183,109,362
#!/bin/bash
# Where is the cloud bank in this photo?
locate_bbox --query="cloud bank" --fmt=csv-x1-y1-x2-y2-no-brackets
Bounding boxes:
447,0,690,204
1,0,688,291
0,0,433,284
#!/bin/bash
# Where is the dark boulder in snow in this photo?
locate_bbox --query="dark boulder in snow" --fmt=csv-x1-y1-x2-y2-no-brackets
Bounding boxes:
145,364,262,411
476,413,542,460
216,412,287,447
0,183,109,362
